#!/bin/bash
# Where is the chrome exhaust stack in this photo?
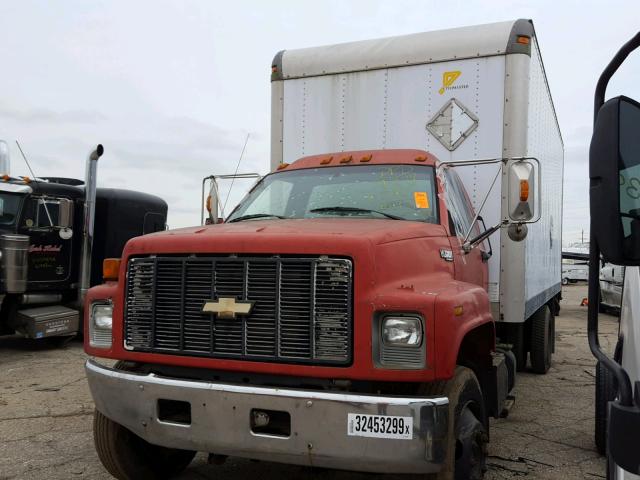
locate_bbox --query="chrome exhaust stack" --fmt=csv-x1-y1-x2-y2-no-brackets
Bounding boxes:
78,144,104,308
0,142,27,294
0,234,29,293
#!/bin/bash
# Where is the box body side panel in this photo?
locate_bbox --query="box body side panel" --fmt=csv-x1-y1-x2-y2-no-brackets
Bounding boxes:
522,39,564,319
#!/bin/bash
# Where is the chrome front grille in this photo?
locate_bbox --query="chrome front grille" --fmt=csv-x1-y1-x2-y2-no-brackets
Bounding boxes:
124,256,352,365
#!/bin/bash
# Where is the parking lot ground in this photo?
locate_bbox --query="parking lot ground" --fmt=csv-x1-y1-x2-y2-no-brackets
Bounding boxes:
0,284,618,479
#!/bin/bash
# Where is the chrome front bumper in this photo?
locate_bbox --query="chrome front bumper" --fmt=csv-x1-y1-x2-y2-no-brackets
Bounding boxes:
85,360,449,474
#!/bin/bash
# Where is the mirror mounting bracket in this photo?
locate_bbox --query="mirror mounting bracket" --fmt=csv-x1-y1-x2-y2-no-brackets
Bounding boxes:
462,221,505,253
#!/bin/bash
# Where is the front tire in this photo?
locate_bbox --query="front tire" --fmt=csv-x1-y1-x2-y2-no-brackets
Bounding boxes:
422,367,488,480
562,277,569,285
93,409,196,480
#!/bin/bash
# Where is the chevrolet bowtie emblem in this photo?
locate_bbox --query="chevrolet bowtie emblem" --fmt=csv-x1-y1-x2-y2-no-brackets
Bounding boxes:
202,297,254,319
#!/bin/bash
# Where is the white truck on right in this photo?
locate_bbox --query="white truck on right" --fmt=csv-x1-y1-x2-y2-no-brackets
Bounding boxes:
600,263,624,313
588,28,640,479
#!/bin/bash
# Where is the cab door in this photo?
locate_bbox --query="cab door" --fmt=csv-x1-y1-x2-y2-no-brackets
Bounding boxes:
19,197,74,288
442,168,488,289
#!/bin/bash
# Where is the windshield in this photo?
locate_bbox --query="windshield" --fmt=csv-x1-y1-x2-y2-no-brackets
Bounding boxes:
0,193,24,226
227,165,439,223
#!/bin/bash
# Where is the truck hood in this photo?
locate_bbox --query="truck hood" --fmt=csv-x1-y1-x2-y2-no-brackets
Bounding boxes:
123,219,448,258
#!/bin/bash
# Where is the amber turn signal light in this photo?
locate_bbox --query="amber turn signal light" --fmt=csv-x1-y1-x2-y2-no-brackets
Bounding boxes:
516,35,530,45
519,180,529,202
103,258,121,281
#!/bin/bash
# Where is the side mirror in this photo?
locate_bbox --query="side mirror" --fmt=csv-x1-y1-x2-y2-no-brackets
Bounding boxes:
590,95,640,265
438,156,541,252
507,159,538,222
58,199,74,228
207,181,220,225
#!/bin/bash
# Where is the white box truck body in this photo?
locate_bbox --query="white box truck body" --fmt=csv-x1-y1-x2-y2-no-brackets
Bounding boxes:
270,18,563,361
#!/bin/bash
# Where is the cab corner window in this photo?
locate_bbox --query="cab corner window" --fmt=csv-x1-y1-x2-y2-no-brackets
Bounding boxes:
442,168,477,239
0,193,24,226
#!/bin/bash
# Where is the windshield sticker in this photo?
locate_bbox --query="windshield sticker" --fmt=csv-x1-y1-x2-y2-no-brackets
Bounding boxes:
414,192,430,209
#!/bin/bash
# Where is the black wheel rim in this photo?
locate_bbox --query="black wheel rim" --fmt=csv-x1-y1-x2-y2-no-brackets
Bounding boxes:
455,407,488,480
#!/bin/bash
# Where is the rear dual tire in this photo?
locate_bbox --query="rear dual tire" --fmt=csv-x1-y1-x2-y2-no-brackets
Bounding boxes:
530,306,553,374
499,303,556,374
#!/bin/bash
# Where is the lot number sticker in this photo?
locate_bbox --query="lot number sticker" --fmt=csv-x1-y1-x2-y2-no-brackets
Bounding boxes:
347,413,413,440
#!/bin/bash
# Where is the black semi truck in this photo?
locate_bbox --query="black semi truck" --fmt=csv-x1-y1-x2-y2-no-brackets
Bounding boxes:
0,143,167,345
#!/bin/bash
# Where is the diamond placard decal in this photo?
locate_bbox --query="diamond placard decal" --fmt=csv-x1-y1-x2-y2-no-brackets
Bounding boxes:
426,98,479,151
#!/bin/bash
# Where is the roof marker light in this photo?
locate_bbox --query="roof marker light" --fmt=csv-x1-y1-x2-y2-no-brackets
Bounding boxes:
360,154,372,162
340,155,353,164
415,155,427,162
277,163,289,170
320,156,333,165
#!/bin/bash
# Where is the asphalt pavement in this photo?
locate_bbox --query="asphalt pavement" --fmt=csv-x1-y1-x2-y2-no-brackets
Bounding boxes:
0,284,616,479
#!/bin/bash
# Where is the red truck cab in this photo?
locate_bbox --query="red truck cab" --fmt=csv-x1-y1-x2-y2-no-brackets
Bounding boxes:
85,149,513,479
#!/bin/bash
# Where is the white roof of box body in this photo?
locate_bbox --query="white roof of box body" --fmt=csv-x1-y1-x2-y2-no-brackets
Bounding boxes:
272,19,534,80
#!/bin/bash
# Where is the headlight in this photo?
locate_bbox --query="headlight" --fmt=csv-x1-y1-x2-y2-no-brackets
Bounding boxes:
374,314,426,370
94,305,113,329
382,317,423,346
89,302,113,348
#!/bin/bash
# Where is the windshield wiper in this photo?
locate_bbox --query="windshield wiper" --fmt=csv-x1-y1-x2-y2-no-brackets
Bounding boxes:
228,213,286,223
309,206,404,220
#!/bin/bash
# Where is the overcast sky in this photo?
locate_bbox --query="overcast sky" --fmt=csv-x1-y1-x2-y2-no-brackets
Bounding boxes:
1,0,638,244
